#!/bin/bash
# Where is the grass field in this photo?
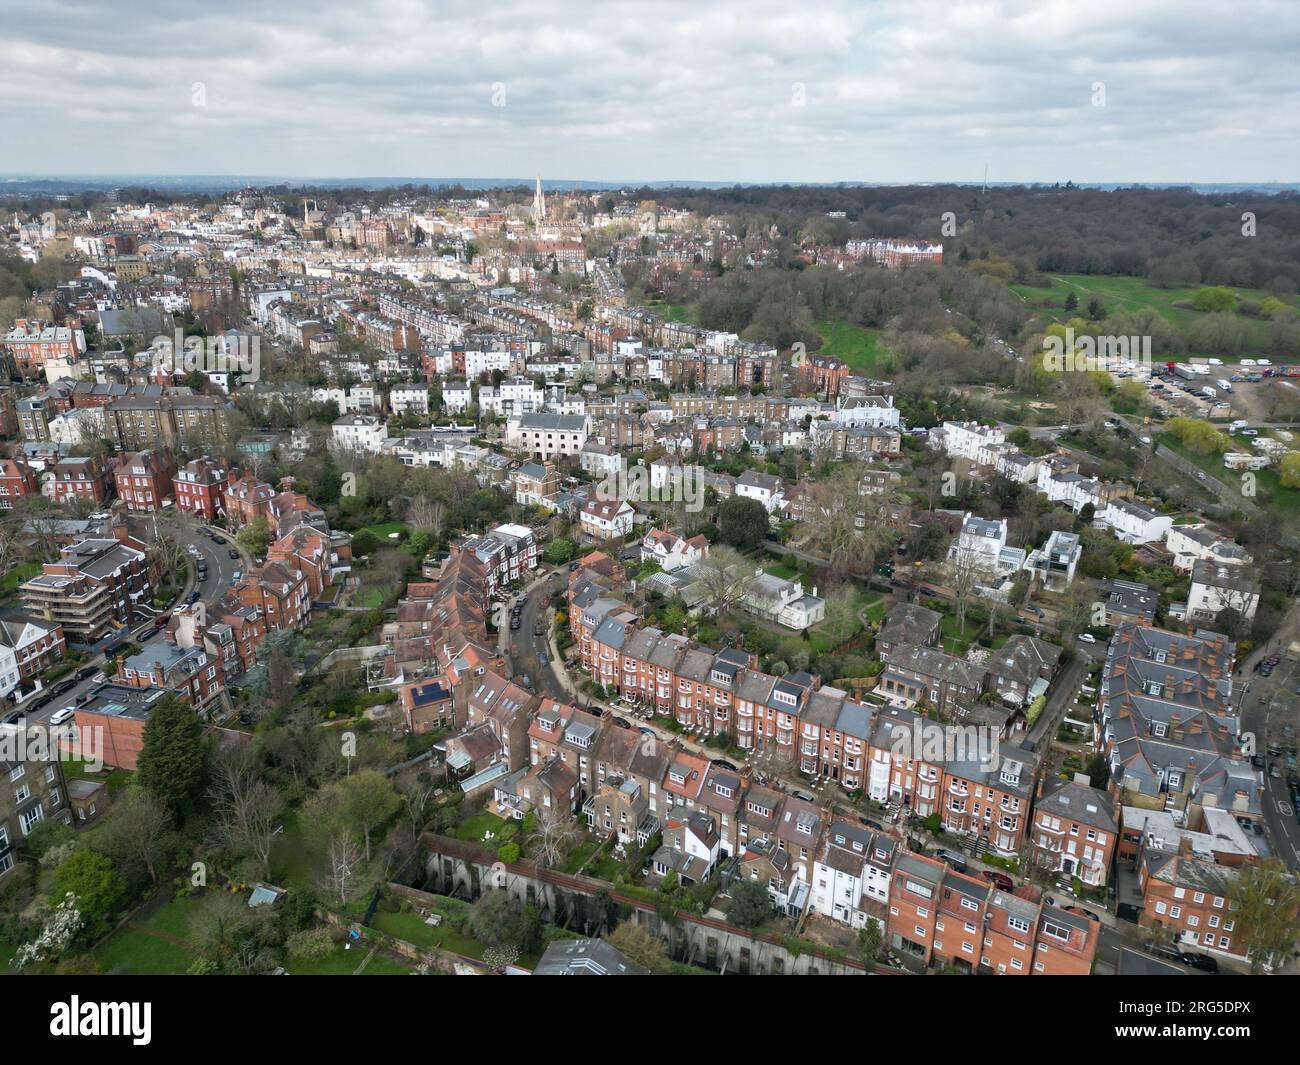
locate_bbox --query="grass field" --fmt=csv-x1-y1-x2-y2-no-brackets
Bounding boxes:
1158,432,1300,516
287,941,415,975
813,318,886,373
0,562,40,604
93,927,195,975
1010,274,1300,358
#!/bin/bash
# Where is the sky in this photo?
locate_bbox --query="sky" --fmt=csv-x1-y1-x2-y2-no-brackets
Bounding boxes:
2,0,1298,184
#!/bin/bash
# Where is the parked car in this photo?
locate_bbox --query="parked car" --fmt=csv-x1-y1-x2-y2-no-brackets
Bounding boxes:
1078,633,1097,643
228,549,240,560
509,616,521,631
1180,951,1220,973
935,849,967,873
49,706,76,726
982,869,1014,891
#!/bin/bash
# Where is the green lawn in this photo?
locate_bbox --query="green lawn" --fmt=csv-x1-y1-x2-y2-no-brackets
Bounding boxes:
453,812,512,844
0,562,40,603
286,942,415,974
92,928,195,975
270,811,328,891
1010,274,1300,358
764,561,799,581
137,895,208,943
813,318,886,373
357,521,412,544
368,907,485,960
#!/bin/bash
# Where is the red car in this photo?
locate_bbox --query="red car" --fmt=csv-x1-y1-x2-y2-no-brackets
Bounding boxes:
982,869,1014,891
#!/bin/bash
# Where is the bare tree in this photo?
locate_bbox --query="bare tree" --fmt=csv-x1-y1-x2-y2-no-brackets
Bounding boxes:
532,805,579,869
102,789,173,884
947,541,986,637
406,494,446,540
210,748,285,878
692,544,756,615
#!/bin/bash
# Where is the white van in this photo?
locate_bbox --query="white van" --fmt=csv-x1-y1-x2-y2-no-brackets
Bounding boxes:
1216,379,1233,393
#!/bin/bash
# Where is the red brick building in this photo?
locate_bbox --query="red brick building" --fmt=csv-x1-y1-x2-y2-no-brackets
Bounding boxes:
0,457,40,509
173,456,231,521
113,448,177,512
45,456,111,506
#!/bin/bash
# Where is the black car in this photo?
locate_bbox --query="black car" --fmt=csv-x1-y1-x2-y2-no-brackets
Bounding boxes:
187,591,201,605
1180,951,1219,974
229,549,240,560
509,616,521,631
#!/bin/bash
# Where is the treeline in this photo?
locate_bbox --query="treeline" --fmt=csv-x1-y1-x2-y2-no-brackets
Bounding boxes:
642,184,1300,294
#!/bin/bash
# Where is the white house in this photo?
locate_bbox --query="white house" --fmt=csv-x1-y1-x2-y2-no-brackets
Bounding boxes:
330,413,389,454
742,571,825,630
1185,560,1260,622
388,384,430,416
1099,498,1172,545
641,528,708,572
580,496,635,541
1023,530,1082,591
578,441,624,484
938,421,1005,466
810,820,893,930
949,512,1025,577
1165,525,1252,573
734,470,785,513
506,413,590,460
440,381,473,414
834,394,900,429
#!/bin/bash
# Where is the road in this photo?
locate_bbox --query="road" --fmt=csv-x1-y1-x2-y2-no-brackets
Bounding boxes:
7,523,247,728
503,568,569,701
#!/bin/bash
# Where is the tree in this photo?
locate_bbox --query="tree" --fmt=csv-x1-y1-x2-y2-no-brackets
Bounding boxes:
857,919,884,966
532,804,580,868
1226,860,1300,972
468,889,542,952
717,494,770,552
209,747,285,878
136,695,208,819
101,788,174,885
542,538,575,565
607,922,670,973
1279,452,1300,490
692,545,756,615
798,464,892,581
340,768,401,861
406,494,446,540
15,894,84,969
53,850,124,927
236,516,271,557
306,783,364,904
727,878,773,929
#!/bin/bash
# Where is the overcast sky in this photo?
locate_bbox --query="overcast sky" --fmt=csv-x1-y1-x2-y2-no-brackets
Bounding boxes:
2,0,1298,184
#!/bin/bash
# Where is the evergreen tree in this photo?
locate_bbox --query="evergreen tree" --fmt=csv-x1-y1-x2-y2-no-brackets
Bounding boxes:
136,695,208,819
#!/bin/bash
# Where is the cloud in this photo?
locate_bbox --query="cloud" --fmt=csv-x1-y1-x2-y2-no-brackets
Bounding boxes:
1,0,1297,182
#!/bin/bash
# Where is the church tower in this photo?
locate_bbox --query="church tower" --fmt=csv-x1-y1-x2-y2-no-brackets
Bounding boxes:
532,176,546,223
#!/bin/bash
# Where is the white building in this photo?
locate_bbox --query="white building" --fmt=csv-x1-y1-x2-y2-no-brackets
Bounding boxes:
834,394,900,429
734,470,785,513
949,512,1025,577
330,413,389,454
580,496,634,541
1098,498,1172,545
1023,530,1081,591
440,381,473,414
742,571,825,630
640,528,708,572
938,421,1005,466
506,413,590,460
1185,560,1260,622
1165,525,1252,573
388,384,430,416
810,821,893,930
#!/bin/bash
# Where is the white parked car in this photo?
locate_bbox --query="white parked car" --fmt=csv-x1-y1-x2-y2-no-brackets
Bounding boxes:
1241,359,1257,366
50,706,76,726
1078,633,1097,644
1257,358,1271,366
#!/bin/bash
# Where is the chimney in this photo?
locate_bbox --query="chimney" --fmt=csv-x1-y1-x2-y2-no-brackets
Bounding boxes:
1072,772,1091,788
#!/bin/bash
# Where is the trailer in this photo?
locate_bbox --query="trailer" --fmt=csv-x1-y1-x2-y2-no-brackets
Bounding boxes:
1173,363,1197,380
